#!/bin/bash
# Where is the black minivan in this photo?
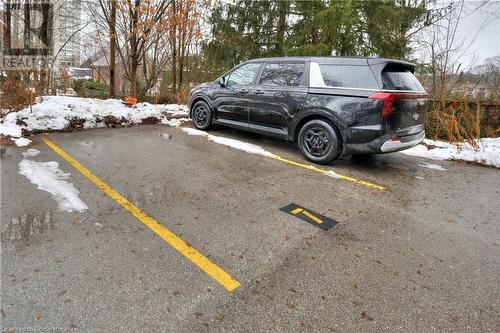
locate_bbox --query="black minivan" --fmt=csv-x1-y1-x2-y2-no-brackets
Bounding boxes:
189,57,427,164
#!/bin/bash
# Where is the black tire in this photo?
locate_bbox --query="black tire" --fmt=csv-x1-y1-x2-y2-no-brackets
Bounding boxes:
298,119,341,164
192,101,212,130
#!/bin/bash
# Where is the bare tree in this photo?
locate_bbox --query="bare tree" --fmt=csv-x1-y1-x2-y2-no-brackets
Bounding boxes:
95,0,172,98
417,0,494,97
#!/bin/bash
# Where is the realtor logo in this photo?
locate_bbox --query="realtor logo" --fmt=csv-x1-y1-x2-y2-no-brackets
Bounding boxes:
1,0,54,70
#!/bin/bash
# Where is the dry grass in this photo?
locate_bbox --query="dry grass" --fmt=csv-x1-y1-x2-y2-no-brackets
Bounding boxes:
426,93,499,147
0,75,36,116
169,85,192,105
0,135,14,146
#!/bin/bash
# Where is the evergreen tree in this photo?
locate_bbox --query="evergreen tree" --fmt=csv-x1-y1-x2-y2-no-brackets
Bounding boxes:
203,0,288,73
203,0,437,74
360,0,434,59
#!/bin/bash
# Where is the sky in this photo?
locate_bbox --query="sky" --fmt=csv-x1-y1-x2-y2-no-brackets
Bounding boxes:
455,1,500,64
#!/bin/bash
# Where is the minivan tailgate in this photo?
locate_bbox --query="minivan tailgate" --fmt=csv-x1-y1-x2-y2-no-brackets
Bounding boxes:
389,95,427,136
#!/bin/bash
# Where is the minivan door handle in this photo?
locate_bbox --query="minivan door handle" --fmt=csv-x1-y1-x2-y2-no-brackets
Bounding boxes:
239,88,249,93
254,90,264,95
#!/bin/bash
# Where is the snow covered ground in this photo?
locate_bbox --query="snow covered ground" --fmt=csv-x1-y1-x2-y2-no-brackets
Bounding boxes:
0,96,188,142
402,138,500,168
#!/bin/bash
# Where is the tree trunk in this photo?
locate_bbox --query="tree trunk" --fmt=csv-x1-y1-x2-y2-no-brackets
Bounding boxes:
130,63,138,98
171,0,177,93
276,1,287,55
128,0,140,98
109,0,117,98
178,19,185,90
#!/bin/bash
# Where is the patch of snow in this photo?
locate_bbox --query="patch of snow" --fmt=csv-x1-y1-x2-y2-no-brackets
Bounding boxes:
181,127,276,157
0,96,189,138
13,137,31,147
415,176,425,180
161,133,172,139
181,127,208,136
22,149,40,158
208,136,276,157
402,138,500,168
18,159,88,212
419,162,447,171
161,118,187,127
326,170,341,178
0,122,23,137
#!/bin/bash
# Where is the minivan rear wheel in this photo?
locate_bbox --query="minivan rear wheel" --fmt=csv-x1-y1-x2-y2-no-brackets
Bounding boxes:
192,101,212,130
298,119,341,164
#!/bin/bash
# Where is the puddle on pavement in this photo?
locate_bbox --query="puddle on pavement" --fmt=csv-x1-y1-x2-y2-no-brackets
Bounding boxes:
1,211,56,246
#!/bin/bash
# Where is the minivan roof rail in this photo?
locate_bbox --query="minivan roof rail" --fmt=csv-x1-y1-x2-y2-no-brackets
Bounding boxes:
245,56,415,68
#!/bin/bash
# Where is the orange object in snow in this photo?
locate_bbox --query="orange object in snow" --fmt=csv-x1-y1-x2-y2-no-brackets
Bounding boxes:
124,96,137,105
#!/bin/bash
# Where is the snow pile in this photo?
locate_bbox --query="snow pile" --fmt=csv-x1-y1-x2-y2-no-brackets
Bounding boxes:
401,138,500,168
181,127,277,157
1,96,189,138
19,159,88,212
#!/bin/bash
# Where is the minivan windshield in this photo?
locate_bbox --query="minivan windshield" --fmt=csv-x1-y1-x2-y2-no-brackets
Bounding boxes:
382,67,424,91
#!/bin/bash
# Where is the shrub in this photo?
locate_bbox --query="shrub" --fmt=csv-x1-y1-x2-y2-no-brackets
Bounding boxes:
81,80,108,92
425,95,499,145
0,73,39,116
74,80,109,99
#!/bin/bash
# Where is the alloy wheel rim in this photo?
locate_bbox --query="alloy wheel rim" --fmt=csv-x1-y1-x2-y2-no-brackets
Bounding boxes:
194,105,208,127
303,127,331,157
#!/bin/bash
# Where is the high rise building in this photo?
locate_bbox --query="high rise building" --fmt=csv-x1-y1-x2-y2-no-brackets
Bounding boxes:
53,0,82,69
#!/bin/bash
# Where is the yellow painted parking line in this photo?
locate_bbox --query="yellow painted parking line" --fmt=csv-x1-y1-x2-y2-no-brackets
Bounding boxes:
42,137,240,292
270,155,386,191
290,208,304,215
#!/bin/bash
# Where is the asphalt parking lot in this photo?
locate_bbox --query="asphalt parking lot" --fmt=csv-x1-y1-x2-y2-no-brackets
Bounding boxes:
1,124,499,332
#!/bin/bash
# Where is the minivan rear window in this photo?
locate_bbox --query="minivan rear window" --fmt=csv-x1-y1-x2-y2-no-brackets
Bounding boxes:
318,64,379,89
382,68,424,91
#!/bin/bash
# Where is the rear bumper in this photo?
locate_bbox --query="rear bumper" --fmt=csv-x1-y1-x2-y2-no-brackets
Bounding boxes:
380,131,425,152
344,130,425,155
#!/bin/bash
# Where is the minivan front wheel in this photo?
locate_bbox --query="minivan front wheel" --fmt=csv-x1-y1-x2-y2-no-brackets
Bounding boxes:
192,101,212,130
298,119,341,164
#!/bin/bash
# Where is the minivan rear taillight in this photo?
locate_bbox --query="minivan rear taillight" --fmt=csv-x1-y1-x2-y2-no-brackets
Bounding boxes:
369,92,427,117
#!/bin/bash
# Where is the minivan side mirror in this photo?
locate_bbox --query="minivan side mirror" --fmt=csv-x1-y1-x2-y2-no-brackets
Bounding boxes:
219,77,226,87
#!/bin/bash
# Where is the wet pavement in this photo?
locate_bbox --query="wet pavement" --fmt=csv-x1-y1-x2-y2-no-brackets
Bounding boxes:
1,124,499,332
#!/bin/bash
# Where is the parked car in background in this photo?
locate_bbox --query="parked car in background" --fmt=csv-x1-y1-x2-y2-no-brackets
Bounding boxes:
189,56,427,164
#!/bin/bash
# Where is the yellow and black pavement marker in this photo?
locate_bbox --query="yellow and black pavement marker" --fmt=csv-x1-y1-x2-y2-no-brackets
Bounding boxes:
280,203,337,230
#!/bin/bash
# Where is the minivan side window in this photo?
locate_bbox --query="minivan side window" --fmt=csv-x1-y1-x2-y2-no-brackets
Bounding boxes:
317,64,379,89
226,63,261,87
259,62,305,87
